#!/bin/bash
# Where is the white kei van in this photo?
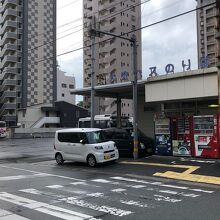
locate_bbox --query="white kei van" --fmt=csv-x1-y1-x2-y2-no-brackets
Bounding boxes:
54,128,119,167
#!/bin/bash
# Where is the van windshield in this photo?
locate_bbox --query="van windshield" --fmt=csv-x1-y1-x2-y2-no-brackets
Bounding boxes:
86,131,106,144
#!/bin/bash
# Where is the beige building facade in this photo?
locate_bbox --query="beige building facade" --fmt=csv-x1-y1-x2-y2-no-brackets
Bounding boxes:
83,0,142,116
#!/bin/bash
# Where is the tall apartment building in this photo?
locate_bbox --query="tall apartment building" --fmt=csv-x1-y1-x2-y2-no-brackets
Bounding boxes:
196,0,220,68
0,0,56,127
83,0,142,116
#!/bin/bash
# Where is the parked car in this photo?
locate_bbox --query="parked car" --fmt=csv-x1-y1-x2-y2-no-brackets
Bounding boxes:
54,128,119,167
102,128,154,157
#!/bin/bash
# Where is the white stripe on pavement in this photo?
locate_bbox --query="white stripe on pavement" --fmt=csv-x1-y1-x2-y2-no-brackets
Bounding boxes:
110,177,214,193
60,197,133,217
0,208,30,220
0,192,95,220
0,165,86,182
0,173,51,181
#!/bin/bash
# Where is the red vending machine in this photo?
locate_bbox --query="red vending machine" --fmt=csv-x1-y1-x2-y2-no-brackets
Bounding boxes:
193,115,220,158
172,116,193,156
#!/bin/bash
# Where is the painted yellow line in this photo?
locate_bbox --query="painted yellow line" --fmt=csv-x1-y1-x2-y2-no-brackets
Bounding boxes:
120,161,200,172
120,161,220,185
154,171,220,185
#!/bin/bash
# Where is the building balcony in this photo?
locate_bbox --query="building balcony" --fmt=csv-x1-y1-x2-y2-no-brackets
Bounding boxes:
0,0,18,14
0,90,16,103
0,43,17,58
0,20,17,36
0,55,17,69
207,39,216,46
216,31,220,39
0,32,17,46
0,80,16,92
0,8,17,24
2,114,16,122
0,102,16,115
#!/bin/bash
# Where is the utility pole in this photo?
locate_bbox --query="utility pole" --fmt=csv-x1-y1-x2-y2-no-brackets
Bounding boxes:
89,27,139,159
131,35,138,159
89,16,96,128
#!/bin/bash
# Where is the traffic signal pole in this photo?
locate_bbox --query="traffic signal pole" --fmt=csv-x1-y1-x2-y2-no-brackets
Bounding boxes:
89,25,139,159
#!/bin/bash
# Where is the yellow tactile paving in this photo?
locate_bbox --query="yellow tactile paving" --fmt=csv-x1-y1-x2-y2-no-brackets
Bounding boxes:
121,161,220,185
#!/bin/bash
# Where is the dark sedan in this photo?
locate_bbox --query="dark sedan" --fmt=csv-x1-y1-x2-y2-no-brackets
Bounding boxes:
102,128,154,157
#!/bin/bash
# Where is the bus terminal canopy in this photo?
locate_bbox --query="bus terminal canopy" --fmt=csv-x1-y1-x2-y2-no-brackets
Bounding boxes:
70,80,146,99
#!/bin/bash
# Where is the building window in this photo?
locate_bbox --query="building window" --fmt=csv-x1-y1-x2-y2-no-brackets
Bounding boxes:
61,83,67,88
62,93,65,97
69,84,74,89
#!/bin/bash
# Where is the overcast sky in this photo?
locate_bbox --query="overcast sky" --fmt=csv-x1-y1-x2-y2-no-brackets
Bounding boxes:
57,0,198,103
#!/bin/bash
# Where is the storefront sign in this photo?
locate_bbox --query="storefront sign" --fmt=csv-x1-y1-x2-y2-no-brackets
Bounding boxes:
149,59,192,77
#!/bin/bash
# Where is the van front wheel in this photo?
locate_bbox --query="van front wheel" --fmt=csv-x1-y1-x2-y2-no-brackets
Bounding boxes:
87,154,96,167
55,153,64,165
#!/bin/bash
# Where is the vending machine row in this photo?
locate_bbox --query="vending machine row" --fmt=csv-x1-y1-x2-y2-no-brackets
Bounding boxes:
154,115,220,159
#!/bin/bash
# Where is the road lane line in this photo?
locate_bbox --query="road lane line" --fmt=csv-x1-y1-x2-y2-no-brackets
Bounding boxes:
0,192,96,220
0,173,51,181
0,165,85,182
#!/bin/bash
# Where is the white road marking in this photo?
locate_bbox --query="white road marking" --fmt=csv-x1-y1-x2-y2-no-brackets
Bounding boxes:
160,184,188,190
110,176,213,193
154,195,182,203
131,185,146,188
0,192,96,220
180,158,216,164
0,208,30,220
46,185,64,189
119,200,154,208
70,182,88,186
191,189,214,193
86,193,104,198
111,188,127,192
20,188,42,195
159,190,200,198
91,179,111,183
0,173,51,181
159,190,177,195
0,165,85,182
60,197,133,217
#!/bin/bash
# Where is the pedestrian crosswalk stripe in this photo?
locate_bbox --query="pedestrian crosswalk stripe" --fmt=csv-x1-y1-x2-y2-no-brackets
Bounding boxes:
0,192,96,220
46,185,64,189
110,176,214,193
0,208,31,220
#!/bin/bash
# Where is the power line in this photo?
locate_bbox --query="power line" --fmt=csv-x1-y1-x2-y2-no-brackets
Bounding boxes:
58,0,80,10
28,0,149,53
57,0,131,30
35,1,215,64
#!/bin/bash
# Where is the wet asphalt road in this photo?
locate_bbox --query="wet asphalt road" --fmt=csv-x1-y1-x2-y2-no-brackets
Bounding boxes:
0,138,220,220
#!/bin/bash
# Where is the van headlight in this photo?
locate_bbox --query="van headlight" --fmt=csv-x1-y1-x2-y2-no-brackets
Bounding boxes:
140,142,145,149
94,146,103,150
